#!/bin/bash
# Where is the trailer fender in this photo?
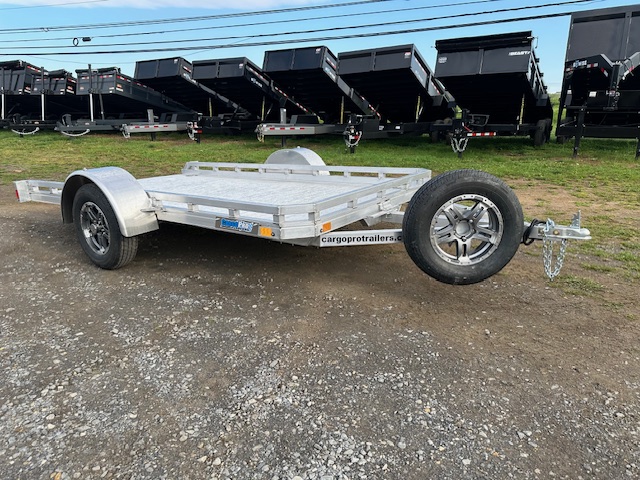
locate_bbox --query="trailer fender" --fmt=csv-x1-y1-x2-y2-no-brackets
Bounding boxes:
61,167,159,237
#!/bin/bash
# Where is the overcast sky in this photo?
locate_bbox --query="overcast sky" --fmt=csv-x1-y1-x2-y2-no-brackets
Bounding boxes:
0,0,636,92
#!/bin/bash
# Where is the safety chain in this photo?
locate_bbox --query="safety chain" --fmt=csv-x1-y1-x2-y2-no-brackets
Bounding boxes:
450,136,469,154
256,126,265,143
542,219,568,281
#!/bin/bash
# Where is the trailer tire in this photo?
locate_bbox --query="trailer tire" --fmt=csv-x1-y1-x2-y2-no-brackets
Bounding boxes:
430,120,444,143
556,117,573,144
403,170,523,285
533,119,547,147
72,184,138,269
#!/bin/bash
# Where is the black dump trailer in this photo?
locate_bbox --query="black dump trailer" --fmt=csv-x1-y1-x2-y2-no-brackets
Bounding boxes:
76,67,193,118
0,60,46,126
135,56,259,134
192,57,313,124
337,44,455,124
434,32,553,152
56,66,195,136
556,4,640,156
32,70,88,120
262,46,378,123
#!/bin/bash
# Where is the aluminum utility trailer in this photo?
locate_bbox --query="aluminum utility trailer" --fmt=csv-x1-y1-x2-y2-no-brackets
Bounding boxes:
434,31,553,155
14,148,590,285
556,5,640,157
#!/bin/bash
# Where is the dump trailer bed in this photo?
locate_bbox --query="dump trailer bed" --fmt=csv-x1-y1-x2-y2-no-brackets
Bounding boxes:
1,60,45,121
556,4,640,156
75,67,194,118
263,46,378,123
435,32,551,126
15,148,589,285
338,44,455,123
192,57,311,122
2,64,87,134
134,57,252,119
31,69,87,119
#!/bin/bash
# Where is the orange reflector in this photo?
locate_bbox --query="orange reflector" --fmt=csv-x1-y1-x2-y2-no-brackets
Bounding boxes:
322,222,332,232
259,226,273,237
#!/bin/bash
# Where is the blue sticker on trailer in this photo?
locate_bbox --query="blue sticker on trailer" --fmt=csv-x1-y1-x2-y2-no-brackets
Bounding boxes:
217,218,257,234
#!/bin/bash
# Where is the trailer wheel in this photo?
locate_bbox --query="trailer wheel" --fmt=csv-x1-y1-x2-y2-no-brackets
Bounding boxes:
430,120,444,143
72,184,138,269
403,170,523,285
533,119,547,147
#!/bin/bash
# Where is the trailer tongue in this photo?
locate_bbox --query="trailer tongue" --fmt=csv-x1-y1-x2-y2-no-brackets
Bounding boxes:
14,148,590,285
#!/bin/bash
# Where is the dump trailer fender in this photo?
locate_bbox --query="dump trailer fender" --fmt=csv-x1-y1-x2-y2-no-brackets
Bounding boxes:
61,167,159,237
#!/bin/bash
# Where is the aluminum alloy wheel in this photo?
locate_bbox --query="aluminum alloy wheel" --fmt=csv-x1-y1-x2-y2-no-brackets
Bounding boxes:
430,194,504,265
79,201,111,256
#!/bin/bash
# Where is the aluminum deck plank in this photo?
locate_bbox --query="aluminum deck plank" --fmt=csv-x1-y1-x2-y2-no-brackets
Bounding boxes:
138,174,376,207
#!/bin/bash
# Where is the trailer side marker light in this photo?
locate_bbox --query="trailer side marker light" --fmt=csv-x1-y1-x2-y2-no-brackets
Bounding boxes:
467,132,496,137
322,222,332,233
259,226,273,237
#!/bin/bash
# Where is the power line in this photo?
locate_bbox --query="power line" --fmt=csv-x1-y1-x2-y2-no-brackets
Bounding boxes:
2,0,506,44
0,0,108,10
0,0,395,34
7,0,591,50
0,0,598,52
0,10,592,56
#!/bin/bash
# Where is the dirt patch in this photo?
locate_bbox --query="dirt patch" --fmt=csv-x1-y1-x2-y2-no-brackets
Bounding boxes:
1,183,638,479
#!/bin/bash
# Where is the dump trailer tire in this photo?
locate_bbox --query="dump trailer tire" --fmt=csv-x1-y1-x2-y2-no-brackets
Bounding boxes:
533,119,547,147
403,170,524,285
72,184,138,269
430,120,444,143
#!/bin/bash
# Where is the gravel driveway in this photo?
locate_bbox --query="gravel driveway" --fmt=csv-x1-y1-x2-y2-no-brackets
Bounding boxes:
1,187,638,479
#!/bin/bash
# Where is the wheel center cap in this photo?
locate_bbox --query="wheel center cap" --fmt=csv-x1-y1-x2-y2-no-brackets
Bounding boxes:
455,221,473,237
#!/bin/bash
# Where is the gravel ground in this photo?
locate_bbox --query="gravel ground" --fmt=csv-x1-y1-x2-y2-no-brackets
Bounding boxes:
1,187,639,480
